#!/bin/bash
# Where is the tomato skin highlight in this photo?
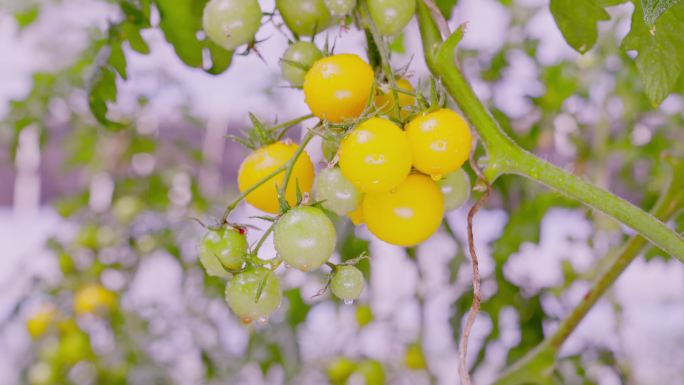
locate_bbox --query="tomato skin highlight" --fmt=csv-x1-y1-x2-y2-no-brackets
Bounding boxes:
199,227,248,276
237,141,314,214
405,108,473,180
331,265,365,301
362,174,444,246
338,117,412,193
202,0,262,50
303,54,375,123
315,167,362,215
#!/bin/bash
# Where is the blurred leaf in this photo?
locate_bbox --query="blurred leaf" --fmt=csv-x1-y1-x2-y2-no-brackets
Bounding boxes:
642,0,680,25
14,5,40,29
339,228,370,278
389,33,406,54
436,0,459,18
622,0,684,105
284,288,310,327
550,0,610,53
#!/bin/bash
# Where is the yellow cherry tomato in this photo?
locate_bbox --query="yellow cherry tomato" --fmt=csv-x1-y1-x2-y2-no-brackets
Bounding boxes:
303,54,375,123
347,204,365,225
374,78,416,119
238,141,314,214
73,284,116,315
405,108,473,180
363,174,444,246
26,305,57,339
338,117,412,193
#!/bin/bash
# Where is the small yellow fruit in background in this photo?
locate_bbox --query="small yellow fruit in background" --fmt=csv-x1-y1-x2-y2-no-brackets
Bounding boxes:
374,78,416,119
74,284,116,315
26,305,57,339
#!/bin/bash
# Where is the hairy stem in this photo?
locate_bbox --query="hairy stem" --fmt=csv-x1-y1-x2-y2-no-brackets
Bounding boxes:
495,156,684,385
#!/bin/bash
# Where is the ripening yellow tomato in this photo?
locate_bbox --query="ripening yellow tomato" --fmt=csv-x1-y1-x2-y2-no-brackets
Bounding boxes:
362,174,444,246
374,78,416,119
26,305,57,339
405,108,472,180
347,204,365,225
338,117,412,193
303,54,375,123
237,141,314,213
73,284,116,315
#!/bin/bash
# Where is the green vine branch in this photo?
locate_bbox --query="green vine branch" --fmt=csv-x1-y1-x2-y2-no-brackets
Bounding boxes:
493,155,684,385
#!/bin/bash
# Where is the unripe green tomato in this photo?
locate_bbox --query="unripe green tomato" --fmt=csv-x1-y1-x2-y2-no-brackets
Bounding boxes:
203,0,262,50
274,206,337,272
326,356,357,384
324,0,356,16
112,195,143,223
438,168,471,211
280,41,323,87
58,330,91,366
315,167,362,215
357,360,386,385
404,343,427,370
277,0,332,36
321,138,340,162
368,0,416,36
199,227,248,277
225,268,282,324
27,362,56,385
331,265,365,302
355,304,374,327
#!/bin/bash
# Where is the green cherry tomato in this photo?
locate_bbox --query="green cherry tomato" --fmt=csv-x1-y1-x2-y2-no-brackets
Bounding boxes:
277,0,332,36
438,168,471,212
357,360,386,385
315,167,363,215
225,268,282,324
327,356,357,385
324,0,356,16
368,0,416,36
280,41,323,87
203,0,262,50
274,206,337,271
331,265,365,302
199,227,248,277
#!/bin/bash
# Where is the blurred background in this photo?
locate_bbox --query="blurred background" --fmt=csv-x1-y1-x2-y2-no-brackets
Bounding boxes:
0,0,683,384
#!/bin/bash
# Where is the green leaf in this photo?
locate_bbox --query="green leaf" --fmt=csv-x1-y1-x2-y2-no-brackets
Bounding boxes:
642,0,680,25
88,62,121,128
549,0,610,53
435,0,458,18
284,288,310,327
622,0,684,105
156,0,204,68
14,5,40,29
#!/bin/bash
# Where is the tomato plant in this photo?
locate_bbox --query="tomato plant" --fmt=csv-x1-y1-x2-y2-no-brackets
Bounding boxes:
5,0,684,384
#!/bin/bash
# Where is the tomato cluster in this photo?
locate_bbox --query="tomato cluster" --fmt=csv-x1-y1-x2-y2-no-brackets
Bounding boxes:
199,0,473,324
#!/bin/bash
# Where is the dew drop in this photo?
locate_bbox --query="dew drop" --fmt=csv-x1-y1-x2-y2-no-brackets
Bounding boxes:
343,299,354,305
431,174,442,181
256,316,268,325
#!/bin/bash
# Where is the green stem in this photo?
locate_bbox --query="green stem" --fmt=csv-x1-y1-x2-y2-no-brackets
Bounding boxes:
275,114,315,140
277,131,316,201
221,131,316,223
415,1,684,262
252,222,276,256
495,157,684,385
359,0,401,118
